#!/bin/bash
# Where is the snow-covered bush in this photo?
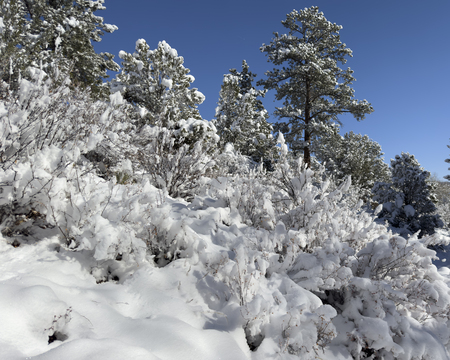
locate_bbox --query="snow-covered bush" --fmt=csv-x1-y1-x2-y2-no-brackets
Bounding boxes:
202,167,275,230
127,119,218,199
373,152,443,237
209,143,252,177
0,74,149,266
0,69,120,170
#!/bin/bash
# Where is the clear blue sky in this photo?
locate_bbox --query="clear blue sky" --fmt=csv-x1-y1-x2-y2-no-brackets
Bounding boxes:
94,0,450,180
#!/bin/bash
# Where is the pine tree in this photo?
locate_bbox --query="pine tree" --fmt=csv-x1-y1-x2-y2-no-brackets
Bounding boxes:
114,39,205,127
229,60,264,111
445,140,450,181
0,0,118,97
315,130,390,198
0,0,28,89
214,61,275,165
258,6,373,166
373,152,442,237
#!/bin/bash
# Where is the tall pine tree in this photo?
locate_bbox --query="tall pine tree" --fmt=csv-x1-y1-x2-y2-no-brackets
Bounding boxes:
258,6,373,166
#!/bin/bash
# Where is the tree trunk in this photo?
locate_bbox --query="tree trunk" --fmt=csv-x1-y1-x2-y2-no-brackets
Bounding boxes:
304,127,311,167
304,80,311,167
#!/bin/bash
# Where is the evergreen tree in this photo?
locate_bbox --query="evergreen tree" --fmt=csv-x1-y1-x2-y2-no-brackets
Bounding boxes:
373,152,442,237
0,0,119,97
229,60,264,111
0,0,28,88
445,140,450,181
214,61,275,165
258,6,373,166
315,129,390,198
114,39,204,127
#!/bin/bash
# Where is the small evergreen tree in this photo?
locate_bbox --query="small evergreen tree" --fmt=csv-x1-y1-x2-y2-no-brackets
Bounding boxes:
430,172,450,229
315,129,390,198
113,39,205,127
445,139,450,181
373,152,442,237
214,61,275,165
258,6,373,166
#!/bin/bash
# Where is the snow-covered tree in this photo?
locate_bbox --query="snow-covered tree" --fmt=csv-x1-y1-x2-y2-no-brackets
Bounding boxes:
0,0,28,88
111,39,217,194
114,39,205,127
430,173,450,229
258,6,373,166
373,152,442,237
229,60,265,111
315,130,390,199
214,61,275,165
1,0,119,97
445,140,450,181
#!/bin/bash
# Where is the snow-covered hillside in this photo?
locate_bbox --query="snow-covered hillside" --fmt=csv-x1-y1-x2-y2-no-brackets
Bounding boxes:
2,72,450,360
2,175,450,359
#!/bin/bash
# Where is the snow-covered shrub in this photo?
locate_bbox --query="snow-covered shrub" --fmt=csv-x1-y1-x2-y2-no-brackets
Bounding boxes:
203,167,276,230
270,133,372,250
0,142,151,266
202,223,339,357
327,233,450,359
127,119,217,199
0,69,135,176
233,136,450,358
373,152,443,237
0,74,151,270
209,143,252,177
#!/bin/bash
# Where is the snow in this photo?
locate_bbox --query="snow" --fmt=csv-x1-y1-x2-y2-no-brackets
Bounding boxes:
3,177,449,360
64,16,80,28
0,238,249,360
2,74,450,360
404,204,415,217
161,78,173,89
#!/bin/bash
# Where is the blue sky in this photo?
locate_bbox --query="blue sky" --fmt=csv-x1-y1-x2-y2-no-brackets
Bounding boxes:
94,0,450,180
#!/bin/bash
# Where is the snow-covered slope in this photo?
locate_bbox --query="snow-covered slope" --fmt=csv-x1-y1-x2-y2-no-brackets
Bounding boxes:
2,75,450,360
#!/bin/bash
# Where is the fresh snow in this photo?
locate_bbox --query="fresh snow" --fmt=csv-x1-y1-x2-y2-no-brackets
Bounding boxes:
2,61,450,360
0,237,249,359
2,181,450,359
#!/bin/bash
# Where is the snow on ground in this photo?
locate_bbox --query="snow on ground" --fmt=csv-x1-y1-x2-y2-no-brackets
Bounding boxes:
2,175,450,359
0,236,250,360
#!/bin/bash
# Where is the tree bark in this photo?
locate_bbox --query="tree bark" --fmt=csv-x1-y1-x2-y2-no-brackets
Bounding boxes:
304,80,311,167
